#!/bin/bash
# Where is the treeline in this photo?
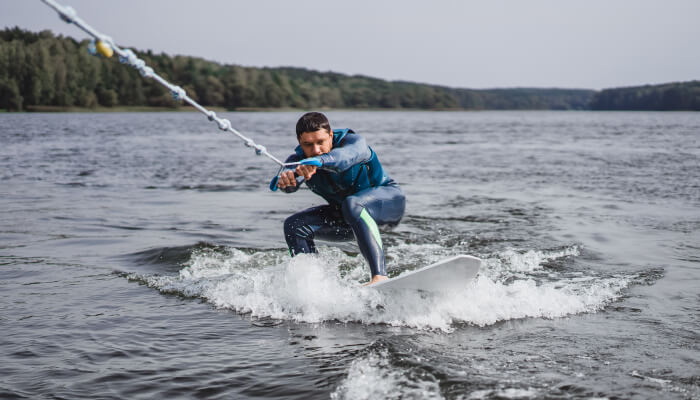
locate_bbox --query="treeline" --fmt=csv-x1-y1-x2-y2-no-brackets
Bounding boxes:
0,28,597,112
4,27,693,112
590,81,700,111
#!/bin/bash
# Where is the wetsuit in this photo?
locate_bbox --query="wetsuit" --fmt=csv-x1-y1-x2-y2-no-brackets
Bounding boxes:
277,129,405,276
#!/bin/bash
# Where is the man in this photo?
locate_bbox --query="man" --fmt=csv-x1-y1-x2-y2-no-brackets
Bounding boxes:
274,112,405,285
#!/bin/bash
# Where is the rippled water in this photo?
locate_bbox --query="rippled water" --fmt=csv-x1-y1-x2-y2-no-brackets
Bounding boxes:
1,111,699,399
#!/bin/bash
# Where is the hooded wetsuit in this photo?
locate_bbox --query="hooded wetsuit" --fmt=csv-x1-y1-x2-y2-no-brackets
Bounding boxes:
277,129,405,276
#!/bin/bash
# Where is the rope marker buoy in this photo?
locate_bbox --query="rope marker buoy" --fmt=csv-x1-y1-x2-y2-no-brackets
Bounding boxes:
95,40,113,58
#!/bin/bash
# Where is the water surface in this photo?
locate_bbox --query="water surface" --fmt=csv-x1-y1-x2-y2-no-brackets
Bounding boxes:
1,111,699,399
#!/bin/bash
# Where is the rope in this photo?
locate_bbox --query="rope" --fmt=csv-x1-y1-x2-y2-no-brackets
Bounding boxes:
39,0,286,167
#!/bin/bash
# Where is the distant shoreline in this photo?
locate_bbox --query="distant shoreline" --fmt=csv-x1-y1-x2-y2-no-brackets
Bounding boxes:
4,106,696,113
21,105,230,113
1,28,697,113
5,105,529,113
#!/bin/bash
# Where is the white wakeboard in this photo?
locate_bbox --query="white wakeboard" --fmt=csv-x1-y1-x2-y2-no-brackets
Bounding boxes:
370,255,481,292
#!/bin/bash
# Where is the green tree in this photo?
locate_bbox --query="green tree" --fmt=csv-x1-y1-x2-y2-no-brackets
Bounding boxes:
96,86,118,106
0,78,23,110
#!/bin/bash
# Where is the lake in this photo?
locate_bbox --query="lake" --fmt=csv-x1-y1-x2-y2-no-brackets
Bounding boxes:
1,111,698,399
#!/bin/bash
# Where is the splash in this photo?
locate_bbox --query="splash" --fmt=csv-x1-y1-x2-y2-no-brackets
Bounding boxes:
132,244,632,331
330,349,443,400
467,388,541,399
489,246,580,273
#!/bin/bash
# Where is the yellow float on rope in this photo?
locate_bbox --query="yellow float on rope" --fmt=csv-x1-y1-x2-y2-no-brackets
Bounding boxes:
95,40,113,58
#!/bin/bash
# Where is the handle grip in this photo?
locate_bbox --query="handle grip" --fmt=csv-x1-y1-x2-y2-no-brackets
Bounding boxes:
269,175,280,191
269,158,319,191
299,157,322,167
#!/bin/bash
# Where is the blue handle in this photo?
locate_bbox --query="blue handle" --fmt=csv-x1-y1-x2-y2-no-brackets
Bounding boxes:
300,157,322,167
269,175,279,191
270,159,318,191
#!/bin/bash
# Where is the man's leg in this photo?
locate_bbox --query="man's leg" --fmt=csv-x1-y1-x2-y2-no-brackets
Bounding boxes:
340,185,406,277
284,205,354,256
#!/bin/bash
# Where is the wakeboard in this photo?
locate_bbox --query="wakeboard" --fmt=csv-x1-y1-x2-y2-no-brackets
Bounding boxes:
370,255,481,292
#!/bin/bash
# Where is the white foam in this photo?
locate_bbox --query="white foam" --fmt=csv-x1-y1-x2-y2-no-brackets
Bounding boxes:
330,349,444,400
468,387,540,399
484,246,580,276
135,244,630,331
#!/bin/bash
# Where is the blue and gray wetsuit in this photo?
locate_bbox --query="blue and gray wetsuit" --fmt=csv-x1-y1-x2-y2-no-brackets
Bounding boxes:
277,129,405,277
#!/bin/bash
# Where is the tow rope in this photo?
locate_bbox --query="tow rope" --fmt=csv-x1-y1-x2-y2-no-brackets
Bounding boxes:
40,0,287,168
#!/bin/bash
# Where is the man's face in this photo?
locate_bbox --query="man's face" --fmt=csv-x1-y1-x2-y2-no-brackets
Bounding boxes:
298,129,333,158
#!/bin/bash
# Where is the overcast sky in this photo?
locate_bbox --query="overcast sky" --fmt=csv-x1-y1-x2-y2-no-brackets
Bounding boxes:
2,0,698,90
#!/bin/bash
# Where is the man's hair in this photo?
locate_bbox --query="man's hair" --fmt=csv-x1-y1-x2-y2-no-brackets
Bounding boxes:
296,112,331,139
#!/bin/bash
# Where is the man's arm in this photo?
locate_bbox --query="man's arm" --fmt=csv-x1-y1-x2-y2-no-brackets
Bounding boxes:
317,134,372,173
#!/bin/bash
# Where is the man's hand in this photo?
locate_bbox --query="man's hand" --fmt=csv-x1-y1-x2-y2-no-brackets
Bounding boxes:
296,164,317,180
276,163,318,189
277,170,297,189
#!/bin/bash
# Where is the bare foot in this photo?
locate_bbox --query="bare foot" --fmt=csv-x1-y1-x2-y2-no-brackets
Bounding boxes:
363,275,389,286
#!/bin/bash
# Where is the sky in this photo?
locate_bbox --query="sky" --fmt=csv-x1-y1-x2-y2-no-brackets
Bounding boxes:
1,0,698,90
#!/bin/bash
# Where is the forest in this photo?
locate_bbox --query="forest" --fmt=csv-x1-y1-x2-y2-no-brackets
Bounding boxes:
1,28,696,112
589,81,700,111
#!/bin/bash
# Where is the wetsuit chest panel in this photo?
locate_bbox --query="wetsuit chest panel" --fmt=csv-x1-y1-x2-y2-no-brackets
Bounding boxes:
298,129,391,205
